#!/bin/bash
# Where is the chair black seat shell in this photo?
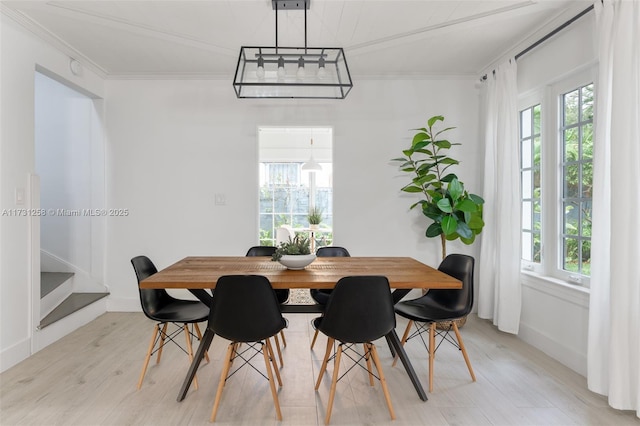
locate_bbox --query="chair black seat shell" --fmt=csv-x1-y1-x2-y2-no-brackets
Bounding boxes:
394,254,476,392
131,255,209,390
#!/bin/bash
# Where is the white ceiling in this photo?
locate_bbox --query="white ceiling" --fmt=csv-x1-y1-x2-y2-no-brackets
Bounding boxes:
1,0,593,79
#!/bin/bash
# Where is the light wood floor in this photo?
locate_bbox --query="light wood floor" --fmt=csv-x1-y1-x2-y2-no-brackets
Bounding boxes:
1,313,638,425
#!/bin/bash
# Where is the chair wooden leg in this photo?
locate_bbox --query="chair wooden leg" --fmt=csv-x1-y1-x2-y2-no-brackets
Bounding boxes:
429,322,436,393
452,322,476,382
193,323,210,363
315,337,334,389
156,323,168,363
370,343,396,420
183,324,198,391
137,324,159,389
324,344,343,425
310,328,320,350
273,334,284,367
265,339,283,387
210,344,234,422
392,320,413,367
279,330,287,347
364,344,374,386
263,339,283,421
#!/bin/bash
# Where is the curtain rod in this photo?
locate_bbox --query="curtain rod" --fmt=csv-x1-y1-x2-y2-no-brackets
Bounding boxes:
481,4,595,81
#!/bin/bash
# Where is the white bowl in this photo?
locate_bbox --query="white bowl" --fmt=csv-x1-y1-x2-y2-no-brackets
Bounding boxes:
278,254,316,270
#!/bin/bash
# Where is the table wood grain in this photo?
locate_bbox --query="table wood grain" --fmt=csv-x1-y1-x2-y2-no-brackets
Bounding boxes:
140,256,461,290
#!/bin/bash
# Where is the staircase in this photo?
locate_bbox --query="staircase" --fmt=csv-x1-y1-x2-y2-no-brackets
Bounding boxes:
39,271,109,329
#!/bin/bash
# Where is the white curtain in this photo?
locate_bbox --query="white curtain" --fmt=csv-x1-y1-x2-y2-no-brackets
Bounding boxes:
477,59,522,334
588,0,640,416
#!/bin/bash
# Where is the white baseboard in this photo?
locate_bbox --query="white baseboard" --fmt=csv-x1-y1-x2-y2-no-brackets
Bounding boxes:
518,321,587,377
0,337,32,373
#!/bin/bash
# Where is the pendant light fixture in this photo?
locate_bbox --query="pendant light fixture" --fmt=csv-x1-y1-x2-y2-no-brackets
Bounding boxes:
233,0,353,99
301,138,322,172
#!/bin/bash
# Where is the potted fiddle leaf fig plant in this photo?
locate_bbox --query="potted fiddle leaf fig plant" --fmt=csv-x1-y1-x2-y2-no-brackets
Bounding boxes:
392,115,485,260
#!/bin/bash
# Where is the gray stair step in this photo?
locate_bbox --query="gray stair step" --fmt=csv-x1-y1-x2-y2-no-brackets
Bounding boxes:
39,293,109,329
41,272,74,298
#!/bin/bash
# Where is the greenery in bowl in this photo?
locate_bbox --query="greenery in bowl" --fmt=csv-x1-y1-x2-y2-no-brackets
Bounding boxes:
272,235,312,261
307,206,323,225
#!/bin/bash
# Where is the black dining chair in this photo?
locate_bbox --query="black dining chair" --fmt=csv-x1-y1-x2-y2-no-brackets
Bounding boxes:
208,275,287,422
309,246,351,349
314,276,396,424
246,246,288,366
393,254,476,392
131,255,210,390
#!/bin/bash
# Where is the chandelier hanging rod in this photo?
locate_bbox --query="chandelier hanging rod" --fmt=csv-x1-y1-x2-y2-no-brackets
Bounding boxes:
274,0,308,53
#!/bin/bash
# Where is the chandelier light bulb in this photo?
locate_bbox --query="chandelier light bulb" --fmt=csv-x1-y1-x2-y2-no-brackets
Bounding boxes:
297,56,306,79
256,56,265,79
317,56,326,79
277,56,286,78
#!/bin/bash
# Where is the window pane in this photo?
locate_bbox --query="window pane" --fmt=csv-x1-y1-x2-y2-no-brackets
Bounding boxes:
564,89,579,125
582,162,593,198
522,170,532,199
533,201,541,230
522,201,532,231
564,164,580,198
522,138,532,168
533,104,541,135
582,201,592,237
533,136,541,167
582,84,594,121
583,123,594,160
522,232,532,261
564,201,579,235
533,234,541,262
563,237,579,272
521,108,532,138
564,128,579,161
581,240,591,275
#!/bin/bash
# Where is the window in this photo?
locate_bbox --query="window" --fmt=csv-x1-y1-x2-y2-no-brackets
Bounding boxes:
520,104,542,264
258,127,333,247
560,83,593,276
519,73,594,286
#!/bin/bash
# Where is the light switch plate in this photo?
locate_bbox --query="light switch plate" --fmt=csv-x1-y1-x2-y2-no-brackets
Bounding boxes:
15,187,25,205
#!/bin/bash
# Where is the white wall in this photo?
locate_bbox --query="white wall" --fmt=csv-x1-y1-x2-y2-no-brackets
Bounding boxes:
104,77,482,309
516,13,596,376
35,72,94,272
0,14,105,371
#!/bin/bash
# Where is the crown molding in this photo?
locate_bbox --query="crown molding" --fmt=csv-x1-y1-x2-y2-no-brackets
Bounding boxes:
1,4,108,79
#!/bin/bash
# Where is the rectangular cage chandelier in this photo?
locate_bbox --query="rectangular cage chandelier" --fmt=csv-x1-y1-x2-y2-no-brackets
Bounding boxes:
233,0,353,99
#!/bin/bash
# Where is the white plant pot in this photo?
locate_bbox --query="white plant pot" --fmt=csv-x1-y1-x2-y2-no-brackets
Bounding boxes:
278,254,316,270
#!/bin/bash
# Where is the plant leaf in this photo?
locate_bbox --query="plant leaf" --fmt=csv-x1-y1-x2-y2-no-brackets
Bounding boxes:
468,193,485,204
455,198,477,212
437,198,453,213
441,173,458,182
412,133,429,146
448,178,463,201
439,158,460,165
426,222,442,237
441,215,458,235
456,221,473,239
434,140,452,149
402,185,423,193
427,115,444,127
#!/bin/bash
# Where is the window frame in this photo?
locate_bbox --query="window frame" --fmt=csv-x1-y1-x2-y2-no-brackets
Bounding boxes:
518,67,595,288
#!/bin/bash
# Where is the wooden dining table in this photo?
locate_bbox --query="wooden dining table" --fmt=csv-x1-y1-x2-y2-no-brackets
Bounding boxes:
140,256,461,402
